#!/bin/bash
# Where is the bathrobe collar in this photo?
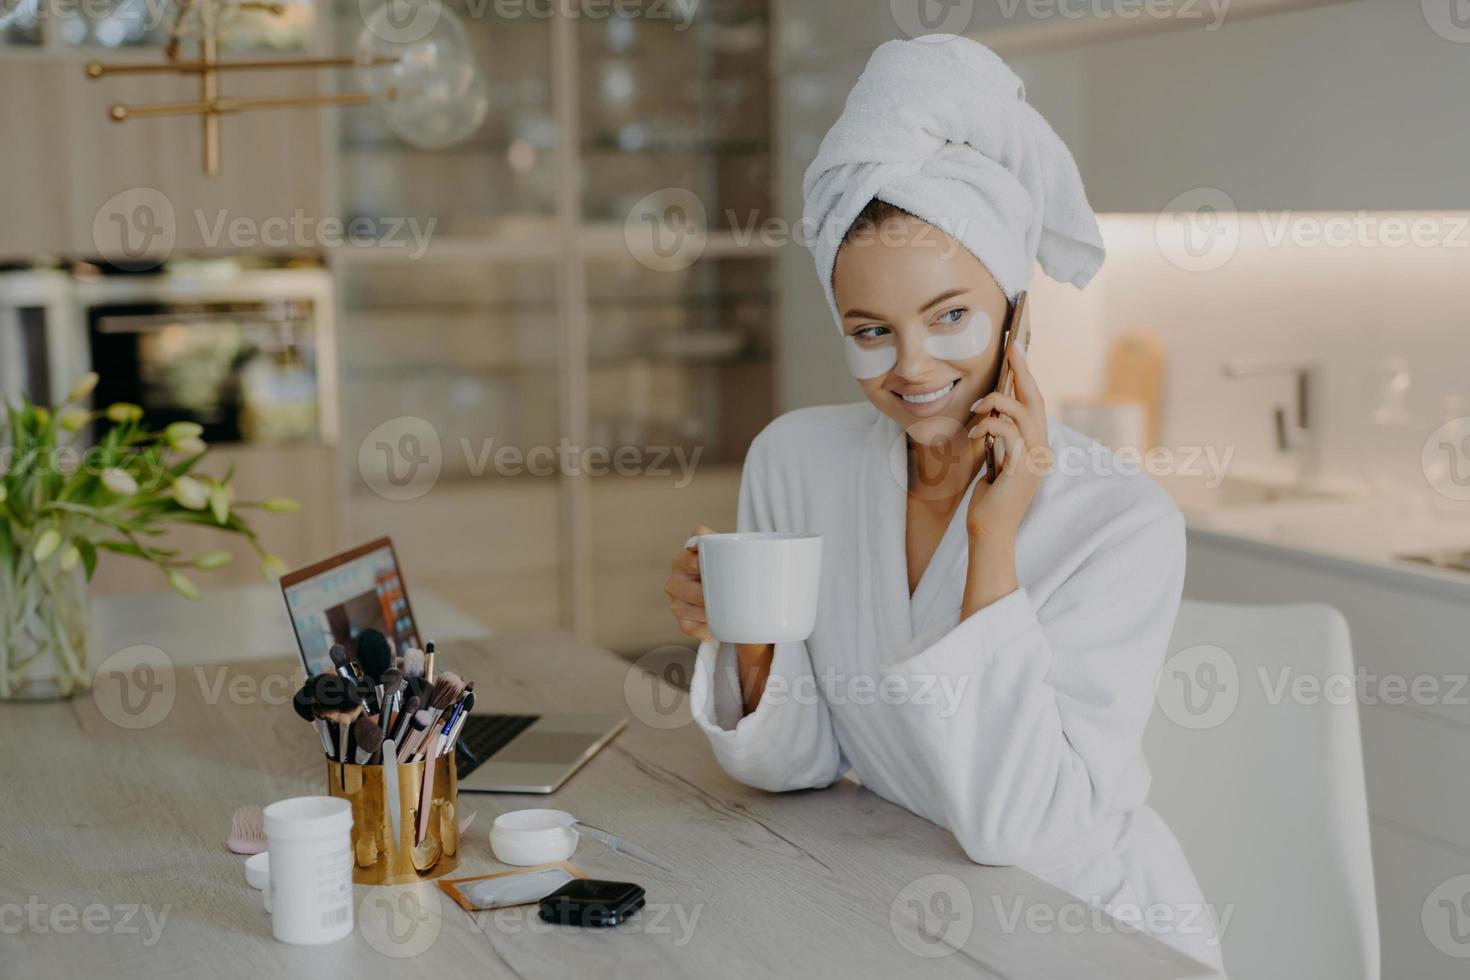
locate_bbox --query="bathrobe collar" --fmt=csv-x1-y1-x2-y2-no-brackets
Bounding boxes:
861,409,1051,647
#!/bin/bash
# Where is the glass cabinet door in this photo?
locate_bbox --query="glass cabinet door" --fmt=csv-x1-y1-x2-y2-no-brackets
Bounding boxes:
585,252,772,651
1,0,43,46
577,0,772,232
335,0,558,240
337,255,568,634
334,1,564,634
575,0,776,652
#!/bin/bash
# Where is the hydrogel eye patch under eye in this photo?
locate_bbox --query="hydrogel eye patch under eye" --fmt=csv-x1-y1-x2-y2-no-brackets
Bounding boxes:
844,312,994,379
924,312,993,362
845,336,898,379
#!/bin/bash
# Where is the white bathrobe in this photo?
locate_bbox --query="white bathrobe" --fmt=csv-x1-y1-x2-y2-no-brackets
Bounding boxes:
690,403,1225,972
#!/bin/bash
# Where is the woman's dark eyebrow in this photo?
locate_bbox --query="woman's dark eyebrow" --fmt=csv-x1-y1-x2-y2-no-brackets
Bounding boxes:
842,288,970,322
919,288,969,312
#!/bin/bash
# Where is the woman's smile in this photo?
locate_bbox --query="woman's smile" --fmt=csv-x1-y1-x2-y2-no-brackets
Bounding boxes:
889,378,960,416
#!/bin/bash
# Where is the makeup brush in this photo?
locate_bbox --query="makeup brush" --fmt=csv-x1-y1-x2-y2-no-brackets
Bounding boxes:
378,668,404,731
409,673,464,761
357,628,393,685
404,675,429,706
353,714,384,765
294,680,336,757
383,731,403,845
291,682,314,721
402,646,425,679
392,694,421,744
310,673,364,771
424,641,437,684
441,701,472,759
328,643,358,684
438,681,474,757
412,674,467,844
396,709,432,763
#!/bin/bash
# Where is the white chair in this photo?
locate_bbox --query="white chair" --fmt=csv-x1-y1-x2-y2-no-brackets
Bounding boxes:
1143,600,1380,980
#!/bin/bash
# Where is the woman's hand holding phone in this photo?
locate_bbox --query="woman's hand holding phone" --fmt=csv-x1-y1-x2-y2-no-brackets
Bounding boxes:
966,341,1052,538
962,342,1052,615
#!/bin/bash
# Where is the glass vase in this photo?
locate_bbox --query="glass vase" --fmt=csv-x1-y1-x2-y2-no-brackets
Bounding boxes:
1,548,91,701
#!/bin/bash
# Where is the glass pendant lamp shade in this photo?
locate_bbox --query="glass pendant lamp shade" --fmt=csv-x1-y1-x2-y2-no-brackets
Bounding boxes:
357,0,489,149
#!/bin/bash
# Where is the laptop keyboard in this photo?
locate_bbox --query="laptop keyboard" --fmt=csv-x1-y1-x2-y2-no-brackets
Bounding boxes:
454,714,540,777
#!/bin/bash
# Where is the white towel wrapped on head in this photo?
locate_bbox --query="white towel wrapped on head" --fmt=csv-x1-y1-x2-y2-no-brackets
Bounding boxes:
802,34,1105,330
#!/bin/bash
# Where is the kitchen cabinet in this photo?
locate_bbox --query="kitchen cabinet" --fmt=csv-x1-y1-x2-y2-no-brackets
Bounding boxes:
0,10,329,262
1183,529,1470,978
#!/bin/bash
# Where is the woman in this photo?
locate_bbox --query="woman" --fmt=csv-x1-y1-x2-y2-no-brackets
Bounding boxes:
663,35,1223,971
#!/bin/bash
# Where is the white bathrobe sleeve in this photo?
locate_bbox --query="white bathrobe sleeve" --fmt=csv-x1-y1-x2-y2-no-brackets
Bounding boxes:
688,439,847,792
884,506,1185,867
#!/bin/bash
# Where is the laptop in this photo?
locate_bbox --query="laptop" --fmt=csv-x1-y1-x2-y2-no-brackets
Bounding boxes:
280,537,625,793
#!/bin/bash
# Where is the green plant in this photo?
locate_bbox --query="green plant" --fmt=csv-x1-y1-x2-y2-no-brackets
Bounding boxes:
0,372,298,697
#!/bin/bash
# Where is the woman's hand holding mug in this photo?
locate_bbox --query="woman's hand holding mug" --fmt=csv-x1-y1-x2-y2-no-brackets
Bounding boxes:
666,525,716,643
666,526,824,715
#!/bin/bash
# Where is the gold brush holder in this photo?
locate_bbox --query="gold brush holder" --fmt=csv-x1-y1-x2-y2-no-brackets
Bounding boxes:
326,759,460,885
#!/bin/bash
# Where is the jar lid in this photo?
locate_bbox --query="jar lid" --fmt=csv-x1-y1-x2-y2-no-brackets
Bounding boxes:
491,808,576,842
263,796,352,841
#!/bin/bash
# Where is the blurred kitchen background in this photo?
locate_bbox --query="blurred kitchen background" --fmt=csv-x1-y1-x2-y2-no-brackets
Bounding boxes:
3,3,1470,972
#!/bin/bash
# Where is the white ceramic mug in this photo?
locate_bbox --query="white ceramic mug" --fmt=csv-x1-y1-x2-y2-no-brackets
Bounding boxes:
694,532,823,644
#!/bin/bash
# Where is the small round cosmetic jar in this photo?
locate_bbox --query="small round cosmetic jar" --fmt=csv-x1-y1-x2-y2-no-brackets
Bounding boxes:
244,851,270,891
490,809,579,866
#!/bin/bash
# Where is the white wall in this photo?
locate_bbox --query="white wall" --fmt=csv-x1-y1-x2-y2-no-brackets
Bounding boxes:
1014,0,1470,212
1092,211,1470,490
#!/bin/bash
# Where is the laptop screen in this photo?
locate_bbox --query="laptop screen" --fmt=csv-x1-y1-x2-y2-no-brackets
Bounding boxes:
280,538,421,677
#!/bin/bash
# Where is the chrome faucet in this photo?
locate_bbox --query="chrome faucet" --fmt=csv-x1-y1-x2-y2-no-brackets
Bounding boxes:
1222,357,1318,480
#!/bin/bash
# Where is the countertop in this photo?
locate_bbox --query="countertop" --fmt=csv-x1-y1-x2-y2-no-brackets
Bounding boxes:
90,583,493,666
0,632,1214,979
1157,472,1470,599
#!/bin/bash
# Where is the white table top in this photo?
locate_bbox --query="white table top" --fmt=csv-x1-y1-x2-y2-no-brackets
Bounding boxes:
2,624,1213,978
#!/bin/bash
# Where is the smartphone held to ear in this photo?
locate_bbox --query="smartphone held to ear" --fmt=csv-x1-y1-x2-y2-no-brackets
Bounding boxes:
984,291,1031,484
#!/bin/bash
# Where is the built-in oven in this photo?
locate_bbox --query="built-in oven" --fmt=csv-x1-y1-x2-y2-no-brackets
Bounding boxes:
0,262,342,591
0,264,338,446
89,296,323,444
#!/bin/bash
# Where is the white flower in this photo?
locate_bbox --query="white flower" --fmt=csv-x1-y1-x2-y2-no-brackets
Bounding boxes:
172,476,209,510
196,550,234,570
105,403,143,424
67,372,100,402
101,468,139,496
209,482,232,525
168,571,201,600
165,421,204,449
32,528,61,563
